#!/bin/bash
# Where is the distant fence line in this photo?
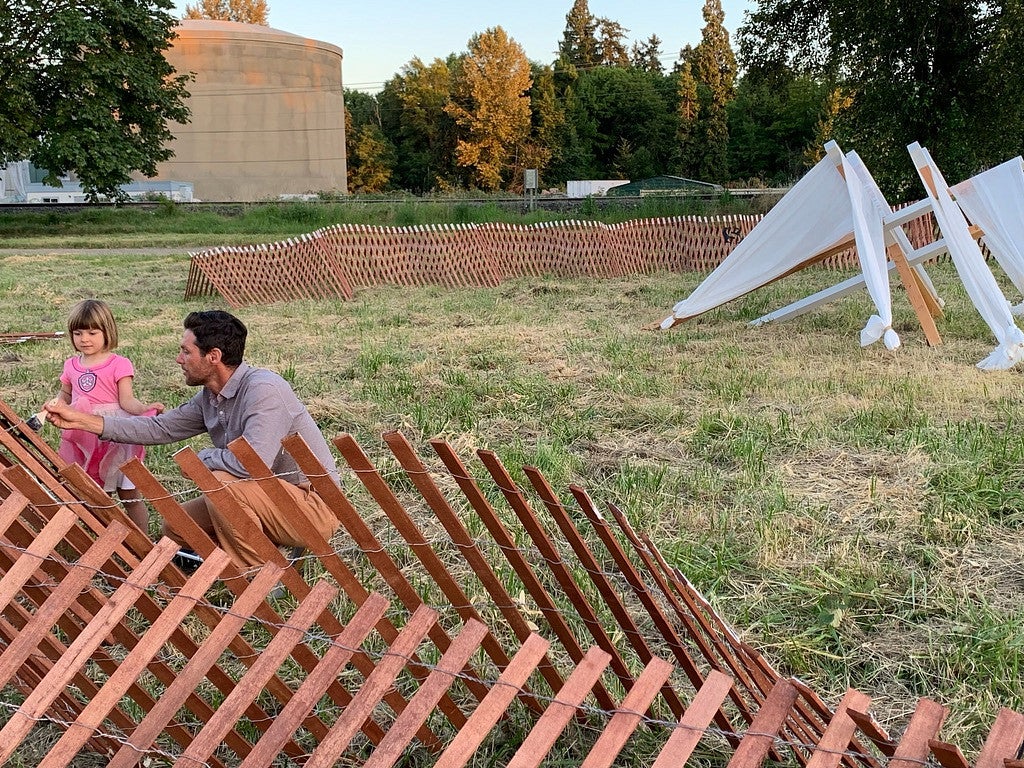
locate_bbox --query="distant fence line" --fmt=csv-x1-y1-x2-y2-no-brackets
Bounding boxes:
183,214,941,308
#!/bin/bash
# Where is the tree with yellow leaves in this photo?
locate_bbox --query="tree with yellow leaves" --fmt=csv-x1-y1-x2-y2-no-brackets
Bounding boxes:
446,27,532,192
184,0,268,25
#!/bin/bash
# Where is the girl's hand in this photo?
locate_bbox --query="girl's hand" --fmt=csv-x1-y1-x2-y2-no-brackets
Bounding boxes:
148,402,166,415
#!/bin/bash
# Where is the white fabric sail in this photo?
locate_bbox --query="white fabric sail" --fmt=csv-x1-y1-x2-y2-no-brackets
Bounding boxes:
659,156,854,329
839,150,900,350
951,157,1024,315
909,143,1024,370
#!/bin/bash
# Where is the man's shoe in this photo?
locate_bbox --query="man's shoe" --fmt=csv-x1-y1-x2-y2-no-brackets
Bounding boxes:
172,549,203,574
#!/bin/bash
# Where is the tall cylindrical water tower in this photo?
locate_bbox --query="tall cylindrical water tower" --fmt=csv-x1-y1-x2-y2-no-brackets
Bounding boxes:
153,19,347,202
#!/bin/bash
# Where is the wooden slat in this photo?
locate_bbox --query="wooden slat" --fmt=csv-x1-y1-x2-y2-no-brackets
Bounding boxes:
478,450,645,703
364,619,491,768
506,646,612,768
652,670,735,768
530,472,686,719
228,435,475,732
121,457,373,749
238,592,392,768
105,562,286,768
888,698,949,768
427,438,615,710
434,633,553,768
179,580,339,765
727,679,801,768
34,547,233,768
0,537,179,763
580,656,675,768
975,709,1024,768
804,689,874,768
930,739,971,768
304,605,439,768
170,447,429,747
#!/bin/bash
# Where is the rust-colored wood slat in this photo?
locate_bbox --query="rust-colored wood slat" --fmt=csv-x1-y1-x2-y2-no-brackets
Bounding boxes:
846,708,896,757
579,656,676,768
426,437,568,699
170,447,427,747
0,537,179,763
477,450,646,705
34,547,234,768
888,698,949,768
727,678,801,768
379,432,542,700
434,633,553,768
179,579,339,766
974,709,1024,768
327,434,491,708
1,482,295,764
0,521,128,688
505,646,612,768
104,562,285,768
566,486,719,696
651,670,735,768
529,472,686,720
602,501,758,736
790,678,878,768
363,619,491,768
227,435,474,733
427,438,616,711
121,457,374,750
237,592,392,768
930,739,971,768
304,604,439,768
804,688,874,768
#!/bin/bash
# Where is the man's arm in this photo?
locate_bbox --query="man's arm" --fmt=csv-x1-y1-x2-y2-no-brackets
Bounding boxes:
44,399,103,434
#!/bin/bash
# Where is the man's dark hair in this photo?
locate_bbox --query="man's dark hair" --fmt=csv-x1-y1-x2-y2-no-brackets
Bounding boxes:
184,310,247,367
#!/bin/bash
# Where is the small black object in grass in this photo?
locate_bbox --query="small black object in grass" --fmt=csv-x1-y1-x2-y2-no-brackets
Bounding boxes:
172,549,204,574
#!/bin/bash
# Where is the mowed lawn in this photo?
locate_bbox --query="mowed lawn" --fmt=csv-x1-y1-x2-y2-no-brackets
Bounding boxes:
1,247,1023,752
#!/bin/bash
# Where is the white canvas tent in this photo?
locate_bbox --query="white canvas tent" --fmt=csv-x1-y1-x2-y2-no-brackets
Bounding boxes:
908,143,1024,370
658,142,938,350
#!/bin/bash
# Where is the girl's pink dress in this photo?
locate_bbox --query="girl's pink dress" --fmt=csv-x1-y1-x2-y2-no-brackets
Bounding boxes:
57,354,155,491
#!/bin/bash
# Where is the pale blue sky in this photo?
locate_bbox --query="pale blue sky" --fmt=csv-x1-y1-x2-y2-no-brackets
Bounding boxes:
170,1,756,92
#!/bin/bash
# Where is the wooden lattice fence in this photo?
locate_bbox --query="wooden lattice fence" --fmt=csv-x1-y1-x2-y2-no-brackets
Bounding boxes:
185,213,941,308
0,397,1020,767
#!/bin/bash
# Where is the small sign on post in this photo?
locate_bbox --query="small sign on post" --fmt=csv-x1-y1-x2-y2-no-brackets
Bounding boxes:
524,169,538,211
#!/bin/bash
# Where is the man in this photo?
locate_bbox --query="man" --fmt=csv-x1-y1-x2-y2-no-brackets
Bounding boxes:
45,310,341,570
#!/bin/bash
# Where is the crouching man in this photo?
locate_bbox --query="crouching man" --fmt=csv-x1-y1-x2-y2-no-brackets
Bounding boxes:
46,309,340,570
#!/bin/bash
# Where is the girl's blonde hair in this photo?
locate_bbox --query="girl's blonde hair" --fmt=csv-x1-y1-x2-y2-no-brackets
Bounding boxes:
67,299,118,351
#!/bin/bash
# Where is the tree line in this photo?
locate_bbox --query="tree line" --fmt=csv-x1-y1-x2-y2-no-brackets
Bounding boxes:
2,0,1021,201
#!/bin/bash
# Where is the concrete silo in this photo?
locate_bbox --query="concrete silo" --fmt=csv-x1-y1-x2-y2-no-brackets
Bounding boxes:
154,19,347,202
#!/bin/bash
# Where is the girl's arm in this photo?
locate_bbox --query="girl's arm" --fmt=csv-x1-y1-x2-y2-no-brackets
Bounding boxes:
58,384,71,404
117,376,165,415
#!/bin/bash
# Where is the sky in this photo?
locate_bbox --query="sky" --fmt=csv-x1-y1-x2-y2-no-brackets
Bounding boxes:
169,1,756,93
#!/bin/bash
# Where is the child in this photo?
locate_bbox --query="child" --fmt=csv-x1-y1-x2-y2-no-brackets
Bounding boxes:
52,299,164,532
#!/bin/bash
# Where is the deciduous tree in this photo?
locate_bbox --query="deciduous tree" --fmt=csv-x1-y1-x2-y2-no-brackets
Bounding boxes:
0,0,191,201
446,27,533,191
184,0,269,25
737,0,1014,197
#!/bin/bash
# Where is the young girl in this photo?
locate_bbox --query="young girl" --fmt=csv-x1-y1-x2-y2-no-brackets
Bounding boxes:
54,299,164,532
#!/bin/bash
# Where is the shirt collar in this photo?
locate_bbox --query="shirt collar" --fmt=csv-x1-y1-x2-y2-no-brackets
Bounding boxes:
212,361,249,401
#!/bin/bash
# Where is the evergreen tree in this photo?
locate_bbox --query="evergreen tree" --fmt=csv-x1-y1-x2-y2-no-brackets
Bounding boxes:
689,0,737,181
558,0,599,69
446,27,533,191
675,53,700,175
184,0,269,24
596,18,631,67
631,35,665,74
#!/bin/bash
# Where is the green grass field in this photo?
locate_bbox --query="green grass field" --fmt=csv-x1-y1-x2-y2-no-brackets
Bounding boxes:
1,212,1022,761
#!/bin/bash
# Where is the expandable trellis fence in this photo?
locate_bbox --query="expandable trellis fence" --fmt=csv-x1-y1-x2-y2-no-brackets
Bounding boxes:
0,396,1021,767
184,213,941,308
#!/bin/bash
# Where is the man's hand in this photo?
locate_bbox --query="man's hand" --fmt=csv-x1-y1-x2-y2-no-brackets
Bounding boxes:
43,399,104,435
